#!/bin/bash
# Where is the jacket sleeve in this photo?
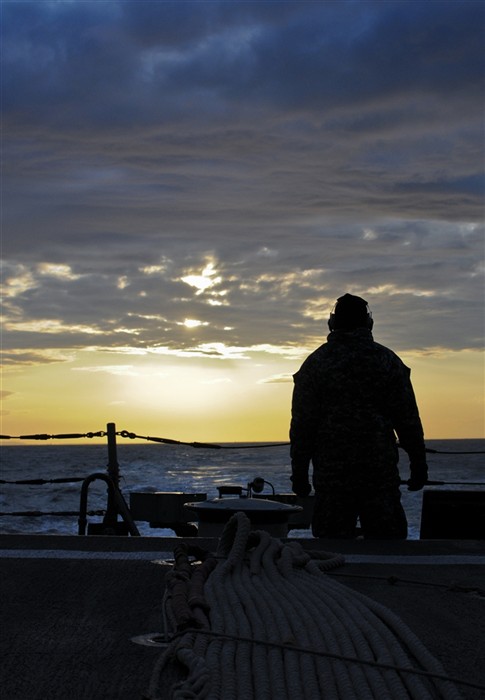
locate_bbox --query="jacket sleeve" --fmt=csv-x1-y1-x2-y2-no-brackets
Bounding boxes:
388,361,427,464
289,362,320,482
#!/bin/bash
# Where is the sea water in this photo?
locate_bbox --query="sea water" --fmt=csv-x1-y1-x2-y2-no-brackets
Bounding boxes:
0,439,484,539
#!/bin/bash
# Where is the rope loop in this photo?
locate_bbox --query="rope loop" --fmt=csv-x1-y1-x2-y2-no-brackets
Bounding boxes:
119,430,137,439
216,512,252,568
305,548,347,572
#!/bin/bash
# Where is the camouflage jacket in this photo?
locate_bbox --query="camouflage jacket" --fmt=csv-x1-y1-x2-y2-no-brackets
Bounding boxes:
290,328,426,490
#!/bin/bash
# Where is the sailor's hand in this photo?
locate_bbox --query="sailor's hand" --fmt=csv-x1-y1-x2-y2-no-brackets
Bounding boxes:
291,475,312,497
407,461,428,491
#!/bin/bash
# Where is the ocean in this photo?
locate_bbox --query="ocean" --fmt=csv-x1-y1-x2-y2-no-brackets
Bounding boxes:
1,439,484,540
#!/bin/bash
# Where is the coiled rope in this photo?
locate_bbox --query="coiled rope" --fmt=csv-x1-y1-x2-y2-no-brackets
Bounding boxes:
146,513,468,699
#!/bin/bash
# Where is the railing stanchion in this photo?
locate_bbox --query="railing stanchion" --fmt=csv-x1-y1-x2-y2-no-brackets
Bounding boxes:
104,422,120,530
106,422,119,488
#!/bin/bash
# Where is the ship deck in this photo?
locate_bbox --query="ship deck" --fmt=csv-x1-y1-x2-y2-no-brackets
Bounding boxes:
1,534,484,699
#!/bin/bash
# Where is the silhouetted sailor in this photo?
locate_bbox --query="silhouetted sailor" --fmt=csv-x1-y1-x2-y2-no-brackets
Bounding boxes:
290,293,428,539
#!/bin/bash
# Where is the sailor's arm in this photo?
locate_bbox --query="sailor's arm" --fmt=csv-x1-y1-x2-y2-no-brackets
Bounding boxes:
391,362,428,490
289,367,318,496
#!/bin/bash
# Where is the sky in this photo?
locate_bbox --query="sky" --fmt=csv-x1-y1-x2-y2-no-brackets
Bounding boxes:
1,0,484,444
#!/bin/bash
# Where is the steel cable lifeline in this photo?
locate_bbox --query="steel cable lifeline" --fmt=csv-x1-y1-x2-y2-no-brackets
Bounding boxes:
146,512,475,700
1,424,484,452
0,510,105,518
117,429,290,449
0,431,106,440
117,430,485,454
0,477,86,485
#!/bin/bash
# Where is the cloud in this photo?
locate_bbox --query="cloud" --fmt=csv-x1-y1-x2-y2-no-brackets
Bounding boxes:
5,2,483,125
72,364,136,374
1,0,484,376
258,374,294,385
1,216,483,358
1,350,73,366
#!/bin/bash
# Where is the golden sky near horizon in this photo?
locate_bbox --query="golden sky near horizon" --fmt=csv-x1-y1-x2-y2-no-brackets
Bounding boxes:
2,345,483,443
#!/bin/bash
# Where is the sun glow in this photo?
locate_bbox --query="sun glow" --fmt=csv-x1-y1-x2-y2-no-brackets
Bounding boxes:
181,319,208,329
181,261,221,294
1,344,483,442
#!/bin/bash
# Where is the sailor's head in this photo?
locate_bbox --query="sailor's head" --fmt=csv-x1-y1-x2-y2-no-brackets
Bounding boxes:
328,293,373,331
